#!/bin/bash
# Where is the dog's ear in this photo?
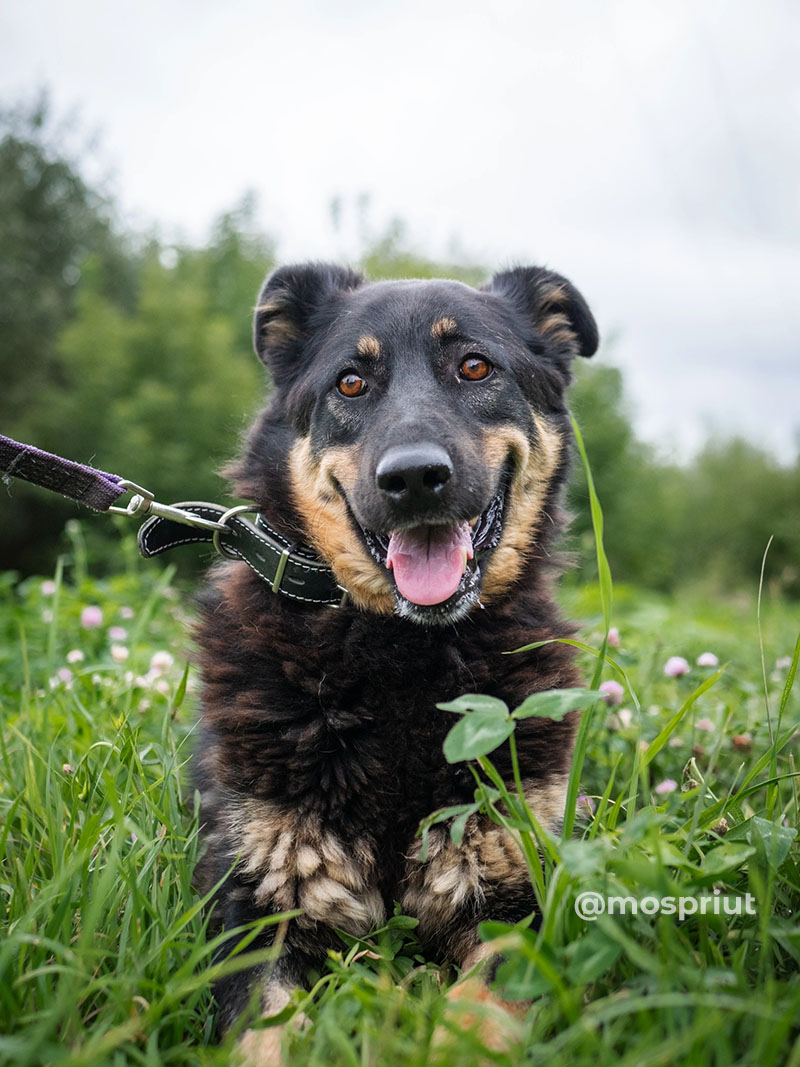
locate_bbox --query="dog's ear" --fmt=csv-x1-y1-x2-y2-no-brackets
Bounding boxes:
254,263,364,386
487,266,599,360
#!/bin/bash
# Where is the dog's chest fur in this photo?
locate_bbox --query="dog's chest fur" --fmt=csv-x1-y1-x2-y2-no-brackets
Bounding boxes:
194,563,577,908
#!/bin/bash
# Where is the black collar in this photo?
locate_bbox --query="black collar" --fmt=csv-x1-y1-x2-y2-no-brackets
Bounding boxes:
138,502,349,608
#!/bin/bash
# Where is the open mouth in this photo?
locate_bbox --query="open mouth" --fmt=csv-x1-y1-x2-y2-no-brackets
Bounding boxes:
356,468,510,623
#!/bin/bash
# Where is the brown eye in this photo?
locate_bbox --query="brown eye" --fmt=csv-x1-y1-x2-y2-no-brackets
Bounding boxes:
338,371,368,398
459,356,494,381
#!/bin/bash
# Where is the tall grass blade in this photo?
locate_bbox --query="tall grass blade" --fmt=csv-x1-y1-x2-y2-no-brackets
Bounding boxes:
562,416,612,839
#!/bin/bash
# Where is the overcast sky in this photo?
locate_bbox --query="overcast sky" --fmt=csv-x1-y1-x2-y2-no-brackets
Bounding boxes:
2,0,798,460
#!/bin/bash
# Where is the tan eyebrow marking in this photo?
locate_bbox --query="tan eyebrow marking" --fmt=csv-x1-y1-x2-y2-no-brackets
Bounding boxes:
431,316,459,340
356,335,381,358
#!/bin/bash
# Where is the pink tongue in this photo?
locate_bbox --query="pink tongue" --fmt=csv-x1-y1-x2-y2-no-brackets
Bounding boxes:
386,523,474,606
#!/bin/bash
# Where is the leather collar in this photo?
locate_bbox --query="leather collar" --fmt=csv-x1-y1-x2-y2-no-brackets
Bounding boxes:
138,502,349,608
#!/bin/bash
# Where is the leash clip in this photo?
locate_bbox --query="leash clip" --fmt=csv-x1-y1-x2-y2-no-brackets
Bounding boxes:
110,480,227,532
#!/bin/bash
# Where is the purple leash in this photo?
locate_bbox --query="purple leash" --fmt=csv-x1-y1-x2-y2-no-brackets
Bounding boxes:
0,433,127,512
0,433,222,530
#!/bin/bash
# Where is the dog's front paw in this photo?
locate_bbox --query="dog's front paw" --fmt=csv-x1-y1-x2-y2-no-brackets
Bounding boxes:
440,976,528,1054
433,943,529,1061
237,1025,286,1067
236,1009,309,1067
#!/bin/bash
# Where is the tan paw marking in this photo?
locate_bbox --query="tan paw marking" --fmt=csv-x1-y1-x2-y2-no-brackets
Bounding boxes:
226,800,385,936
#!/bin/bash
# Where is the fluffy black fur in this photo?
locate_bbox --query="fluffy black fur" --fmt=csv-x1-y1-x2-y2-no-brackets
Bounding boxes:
193,263,598,1040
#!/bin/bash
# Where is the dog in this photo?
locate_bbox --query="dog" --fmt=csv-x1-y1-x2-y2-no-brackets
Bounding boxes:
193,262,598,1062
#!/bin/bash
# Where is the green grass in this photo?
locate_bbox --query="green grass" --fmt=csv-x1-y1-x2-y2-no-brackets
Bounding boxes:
1,533,799,1066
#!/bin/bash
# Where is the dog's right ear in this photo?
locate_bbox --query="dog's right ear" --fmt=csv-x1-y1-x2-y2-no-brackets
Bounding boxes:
254,263,364,388
486,266,599,361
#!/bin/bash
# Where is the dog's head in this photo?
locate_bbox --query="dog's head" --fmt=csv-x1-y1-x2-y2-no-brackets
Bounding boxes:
236,263,597,624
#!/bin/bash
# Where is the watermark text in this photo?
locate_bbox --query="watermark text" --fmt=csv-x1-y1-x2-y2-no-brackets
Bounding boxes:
575,891,756,922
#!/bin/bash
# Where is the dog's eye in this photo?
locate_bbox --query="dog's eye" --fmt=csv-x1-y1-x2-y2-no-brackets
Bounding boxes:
338,372,369,398
459,356,494,382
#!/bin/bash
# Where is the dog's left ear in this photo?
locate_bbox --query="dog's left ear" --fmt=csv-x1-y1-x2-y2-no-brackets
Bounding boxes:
487,266,599,359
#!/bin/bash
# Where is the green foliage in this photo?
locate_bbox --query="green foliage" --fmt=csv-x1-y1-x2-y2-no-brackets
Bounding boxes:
425,604,800,1066
38,249,265,504
566,362,800,597
681,438,800,596
437,694,511,762
439,690,601,764
0,99,139,572
357,217,486,286
0,559,284,1066
0,97,132,419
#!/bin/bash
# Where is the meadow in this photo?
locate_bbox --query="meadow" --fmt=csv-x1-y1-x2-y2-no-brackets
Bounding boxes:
0,502,799,1067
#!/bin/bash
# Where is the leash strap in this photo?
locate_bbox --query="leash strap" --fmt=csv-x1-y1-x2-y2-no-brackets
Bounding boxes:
0,433,126,512
138,503,348,607
0,433,348,608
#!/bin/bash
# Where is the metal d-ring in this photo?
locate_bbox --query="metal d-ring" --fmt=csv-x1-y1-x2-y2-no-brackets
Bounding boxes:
212,504,259,559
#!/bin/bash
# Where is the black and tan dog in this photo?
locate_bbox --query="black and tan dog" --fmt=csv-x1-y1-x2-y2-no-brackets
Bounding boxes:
194,262,598,1061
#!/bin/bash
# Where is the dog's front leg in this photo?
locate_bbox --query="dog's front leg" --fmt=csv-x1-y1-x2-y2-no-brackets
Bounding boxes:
401,815,535,957
401,770,570,964
230,952,312,1067
400,798,556,1053
209,802,386,1065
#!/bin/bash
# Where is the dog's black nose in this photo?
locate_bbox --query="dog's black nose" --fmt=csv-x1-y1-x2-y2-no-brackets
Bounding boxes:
376,443,453,506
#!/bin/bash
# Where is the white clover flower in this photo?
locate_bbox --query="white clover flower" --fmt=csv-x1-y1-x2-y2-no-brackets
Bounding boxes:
696,652,719,667
81,606,103,629
664,656,690,677
50,667,74,689
149,651,174,675
600,680,625,706
617,707,633,728
654,778,677,795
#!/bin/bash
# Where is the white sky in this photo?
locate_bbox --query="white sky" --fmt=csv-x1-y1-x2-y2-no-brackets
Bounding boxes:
2,0,798,460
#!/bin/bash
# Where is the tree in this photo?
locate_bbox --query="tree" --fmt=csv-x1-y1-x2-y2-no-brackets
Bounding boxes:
680,438,800,596
0,102,274,574
0,98,136,571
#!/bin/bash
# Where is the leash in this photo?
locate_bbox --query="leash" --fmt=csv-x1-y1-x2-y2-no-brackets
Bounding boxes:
0,434,348,608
